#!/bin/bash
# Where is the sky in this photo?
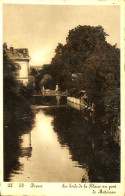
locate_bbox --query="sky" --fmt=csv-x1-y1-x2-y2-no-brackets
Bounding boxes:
3,4,120,66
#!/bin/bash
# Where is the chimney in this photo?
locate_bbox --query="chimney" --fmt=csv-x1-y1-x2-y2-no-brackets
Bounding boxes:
10,47,13,52
3,43,7,50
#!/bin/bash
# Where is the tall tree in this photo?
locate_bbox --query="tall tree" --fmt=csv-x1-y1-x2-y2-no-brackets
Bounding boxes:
43,25,120,127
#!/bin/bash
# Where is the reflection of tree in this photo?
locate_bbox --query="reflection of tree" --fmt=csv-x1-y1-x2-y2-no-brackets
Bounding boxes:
43,106,120,182
31,96,67,106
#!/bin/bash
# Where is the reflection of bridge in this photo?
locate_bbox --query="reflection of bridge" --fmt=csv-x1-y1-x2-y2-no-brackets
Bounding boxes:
31,95,67,106
32,94,67,97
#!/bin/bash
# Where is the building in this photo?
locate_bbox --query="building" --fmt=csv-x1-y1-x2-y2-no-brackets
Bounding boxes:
30,65,42,71
4,43,30,84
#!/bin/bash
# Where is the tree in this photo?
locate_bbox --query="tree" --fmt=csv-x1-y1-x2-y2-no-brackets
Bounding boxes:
3,43,35,181
3,43,34,125
50,26,109,93
43,25,120,128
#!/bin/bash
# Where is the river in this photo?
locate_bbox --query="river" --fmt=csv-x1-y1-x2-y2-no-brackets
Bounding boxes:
7,96,120,182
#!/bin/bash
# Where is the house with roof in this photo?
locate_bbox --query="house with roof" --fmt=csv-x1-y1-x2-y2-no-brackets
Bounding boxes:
4,43,30,84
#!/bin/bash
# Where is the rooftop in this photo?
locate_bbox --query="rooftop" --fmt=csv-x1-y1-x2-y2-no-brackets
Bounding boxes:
3,44,30,61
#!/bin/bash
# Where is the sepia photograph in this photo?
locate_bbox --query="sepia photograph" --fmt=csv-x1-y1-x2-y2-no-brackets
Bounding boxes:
2,3,121,187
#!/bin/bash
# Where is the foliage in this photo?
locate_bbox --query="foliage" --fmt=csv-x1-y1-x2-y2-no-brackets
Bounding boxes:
39,25,120,127
3,44,34,180
3,43,35,125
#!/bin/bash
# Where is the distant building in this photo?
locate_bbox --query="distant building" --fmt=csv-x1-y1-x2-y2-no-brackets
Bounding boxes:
30,65,42,71
4,43,30,84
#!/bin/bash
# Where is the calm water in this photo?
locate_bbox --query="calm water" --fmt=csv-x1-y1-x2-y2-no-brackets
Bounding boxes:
8,96,120,182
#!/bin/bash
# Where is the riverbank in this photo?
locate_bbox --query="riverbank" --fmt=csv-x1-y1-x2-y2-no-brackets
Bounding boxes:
67,97,94,111
67,96,120,147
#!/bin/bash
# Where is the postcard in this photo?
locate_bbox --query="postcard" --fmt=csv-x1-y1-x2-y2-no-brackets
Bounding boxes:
0,0,125,195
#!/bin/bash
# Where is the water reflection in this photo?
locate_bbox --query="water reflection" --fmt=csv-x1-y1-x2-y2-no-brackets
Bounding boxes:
42,105,120,182
19,133,32,158
31,95,67,106
10,109,88,182
4,112,34,181
6,96,120,182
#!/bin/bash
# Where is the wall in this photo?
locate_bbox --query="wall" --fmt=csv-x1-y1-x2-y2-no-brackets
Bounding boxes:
15,60,29,85
67,97,81,105
16,60,29,78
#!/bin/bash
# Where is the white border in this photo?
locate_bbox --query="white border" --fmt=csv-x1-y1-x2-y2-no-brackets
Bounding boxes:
0,1,125,196
0,1,3,187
